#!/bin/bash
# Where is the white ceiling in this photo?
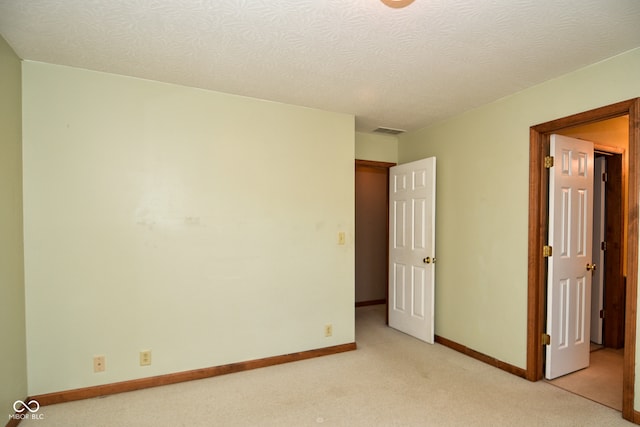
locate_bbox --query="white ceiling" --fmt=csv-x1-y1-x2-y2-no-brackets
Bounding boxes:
1,0,640,133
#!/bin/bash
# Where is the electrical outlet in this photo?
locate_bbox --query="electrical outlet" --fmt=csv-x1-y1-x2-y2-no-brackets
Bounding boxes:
324,324,333,337
140,350,152,366
338,232,346,245
93,355,105,373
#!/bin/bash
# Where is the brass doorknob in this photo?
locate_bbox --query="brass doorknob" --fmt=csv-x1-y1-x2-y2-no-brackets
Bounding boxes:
586,263,597,272
423,257,431,264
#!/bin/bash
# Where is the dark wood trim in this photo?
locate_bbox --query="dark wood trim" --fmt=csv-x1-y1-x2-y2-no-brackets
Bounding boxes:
355,158,396,325
354,159,396,169
602,152,625,349
30,343,356,407
530,99,636,133
526,127,549,381
623,99,640,421
5,419,21,427
526,98,639,423
435,335,527,379
355,299,386,307
4,396,30,427
5,415,23,427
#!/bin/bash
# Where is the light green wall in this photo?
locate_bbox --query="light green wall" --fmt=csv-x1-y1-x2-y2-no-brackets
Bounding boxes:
14,40,640,406
355,132,398,163
0,36,27,416
22,61,355,395
398,48,640,372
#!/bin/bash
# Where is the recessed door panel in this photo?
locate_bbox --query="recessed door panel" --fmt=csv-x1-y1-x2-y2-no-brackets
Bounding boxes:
575,276,586,344
394,201,407,249
412,198,426,250
560,188,570,257
393,263,406,311
412,266,425,319
577,189,588,257
558,278,569,349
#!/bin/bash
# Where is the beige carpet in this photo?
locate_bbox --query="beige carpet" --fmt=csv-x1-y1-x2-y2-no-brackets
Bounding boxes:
548,347,624,411
20,305,634,426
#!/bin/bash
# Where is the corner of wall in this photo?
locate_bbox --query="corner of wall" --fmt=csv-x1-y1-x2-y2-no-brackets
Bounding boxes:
0,34,28,420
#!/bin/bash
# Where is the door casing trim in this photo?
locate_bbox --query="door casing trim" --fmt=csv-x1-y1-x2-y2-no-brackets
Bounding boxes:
526,98,640,422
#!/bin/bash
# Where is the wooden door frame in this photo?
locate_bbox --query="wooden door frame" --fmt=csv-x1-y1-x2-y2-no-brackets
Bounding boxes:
354,159,396,321
601,151,625,349
526,98,640,422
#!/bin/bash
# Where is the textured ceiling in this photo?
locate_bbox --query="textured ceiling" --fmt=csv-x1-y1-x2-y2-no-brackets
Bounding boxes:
1,0,640,133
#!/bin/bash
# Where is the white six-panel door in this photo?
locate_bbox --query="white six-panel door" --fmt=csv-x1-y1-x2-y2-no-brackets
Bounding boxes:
389,157,436,343
545,134,594,380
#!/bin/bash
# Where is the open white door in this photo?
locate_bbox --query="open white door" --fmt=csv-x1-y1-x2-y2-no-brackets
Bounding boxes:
545,134,594,380
388,157,436,343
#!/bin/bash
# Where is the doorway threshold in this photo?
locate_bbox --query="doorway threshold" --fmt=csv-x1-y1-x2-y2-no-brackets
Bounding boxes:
546,348,623,411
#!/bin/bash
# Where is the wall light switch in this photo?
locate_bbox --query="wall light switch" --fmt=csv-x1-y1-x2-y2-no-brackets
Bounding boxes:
338,232,346,245
325,324,333,337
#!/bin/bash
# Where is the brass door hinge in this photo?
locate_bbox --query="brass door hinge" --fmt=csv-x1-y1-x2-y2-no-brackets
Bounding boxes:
601,241,607,251
543,245,552,257
542,333,551,345
544,156,554,168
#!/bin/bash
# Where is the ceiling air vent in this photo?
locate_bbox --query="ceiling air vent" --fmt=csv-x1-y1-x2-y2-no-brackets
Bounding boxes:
373,127,405,135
